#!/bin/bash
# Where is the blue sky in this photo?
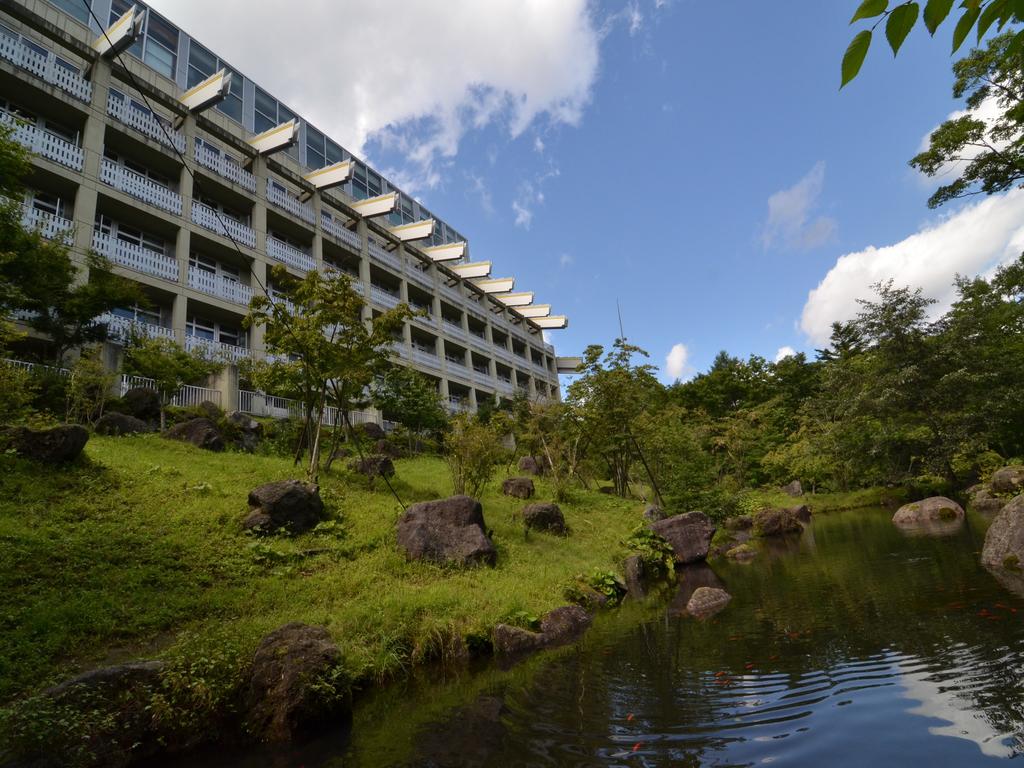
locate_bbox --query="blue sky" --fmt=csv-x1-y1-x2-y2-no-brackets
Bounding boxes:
157,0,1024,382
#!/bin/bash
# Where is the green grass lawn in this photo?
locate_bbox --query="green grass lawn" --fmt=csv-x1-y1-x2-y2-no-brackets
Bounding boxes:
0,434,640,703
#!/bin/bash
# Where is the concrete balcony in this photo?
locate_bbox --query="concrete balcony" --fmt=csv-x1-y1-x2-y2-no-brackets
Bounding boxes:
406,265,433,290
440,282,463,303
442,320,467,341
193,142,256,192
106,92,185,153
100,158,182,215
191,201,256,249
92,230,178,282
185,334,251,362
1,113,83,170
370,285,400,308
471,369,493,388
266,179,314,225
267,236,314,272
445,354,467,368
22,205,73,244
320,213,361,251
188,267,253,307
0,31,92,102
368,239,401,272
98,312,175,343
411,346,441,369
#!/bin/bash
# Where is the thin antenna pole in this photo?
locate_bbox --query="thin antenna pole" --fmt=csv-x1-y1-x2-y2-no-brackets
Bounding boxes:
616,298,625,340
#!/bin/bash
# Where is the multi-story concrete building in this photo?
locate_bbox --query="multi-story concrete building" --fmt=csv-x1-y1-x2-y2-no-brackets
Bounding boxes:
0,0,574,416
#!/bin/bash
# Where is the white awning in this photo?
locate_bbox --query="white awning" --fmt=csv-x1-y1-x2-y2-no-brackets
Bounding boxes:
179,69,231,114
422,242,466,261
389,219,434,242
533,315,568,329
472,277,515,293
556,356,582,373
495,291,534,307
93,5,145,57
517,304,551,318
303,160,352,191
351,192,397,218
248,119,299,156
450,261,491,279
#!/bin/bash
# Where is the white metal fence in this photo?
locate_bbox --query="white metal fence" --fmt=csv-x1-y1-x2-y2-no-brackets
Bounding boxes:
1,358,70,376
119,374,222,408
237,389,384,428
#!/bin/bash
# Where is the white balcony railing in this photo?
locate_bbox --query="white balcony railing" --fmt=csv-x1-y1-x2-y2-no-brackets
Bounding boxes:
100,158,181,215
0,32,92,102
98,313,175,343
185,334,251,363
368,239,401,271
193,142,256,192
120,374,221,408
370,285,400,308
92,230,178,282
267,237,315,273
1,113,83,170
320,212,361,251
191,202,256,249
266,180,315,225
406,265,433,290
472,369,493,387
22,205,73,244
411,347,441,369
445,354,466,368
187,267,254,306
106,92,185,153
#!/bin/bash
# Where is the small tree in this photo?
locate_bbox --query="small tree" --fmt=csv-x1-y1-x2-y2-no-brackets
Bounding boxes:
64,346,117,425
245,265,410,480
122,335,222,429
371,364,447,451
444,415,505,498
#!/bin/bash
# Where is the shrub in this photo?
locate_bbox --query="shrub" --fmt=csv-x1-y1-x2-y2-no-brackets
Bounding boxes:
0,363,34,423
443,415,504,498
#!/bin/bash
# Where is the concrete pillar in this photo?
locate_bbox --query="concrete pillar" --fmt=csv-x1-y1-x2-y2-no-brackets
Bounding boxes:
211,363,238,411
250,259,267,355
71,58,111,276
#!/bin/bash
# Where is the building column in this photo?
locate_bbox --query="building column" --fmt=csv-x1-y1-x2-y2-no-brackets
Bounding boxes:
71,58,112,278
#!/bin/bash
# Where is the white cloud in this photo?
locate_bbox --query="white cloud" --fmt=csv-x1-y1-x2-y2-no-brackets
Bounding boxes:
511,167,560,229
466,172,494,216
627,2,644,35
774,346,797,362
534,135,545,154
664,343,693,382
762,161,838,251
149,0,600,192
800,189,1024,346
559,253,574,267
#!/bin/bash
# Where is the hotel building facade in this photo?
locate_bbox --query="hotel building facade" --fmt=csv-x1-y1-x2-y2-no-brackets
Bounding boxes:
0,0,573,416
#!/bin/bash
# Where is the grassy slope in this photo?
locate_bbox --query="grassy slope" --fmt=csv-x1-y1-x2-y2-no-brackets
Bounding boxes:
0,435,639,702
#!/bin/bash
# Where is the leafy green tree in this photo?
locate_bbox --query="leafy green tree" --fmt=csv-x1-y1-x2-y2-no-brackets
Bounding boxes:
841,0,1024,87
122,336,222,429
64,346,117,425
567,338,662,498
444,415,505,498
245,265,410,480
0,124,143,364
371,364,447,451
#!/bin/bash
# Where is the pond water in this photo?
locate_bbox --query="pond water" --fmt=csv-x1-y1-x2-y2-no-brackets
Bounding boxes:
175,506,1024,767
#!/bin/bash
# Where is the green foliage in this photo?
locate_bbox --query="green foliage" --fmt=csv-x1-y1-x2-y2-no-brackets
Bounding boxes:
841,29,872,87
371,364,447,442
122,336,222,429
564,569,626,608
443,415,504,498
625,525,675,579
245,266,411,479
885,2,919,54
0,362,35,423
64,347,117,425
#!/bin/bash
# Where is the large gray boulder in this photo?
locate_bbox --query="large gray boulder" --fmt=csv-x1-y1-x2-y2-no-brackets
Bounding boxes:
754,507,805,536
686,587,732,619
643,504,666,522
348,454,395,478
522,502,567,535
783,480,804,497
397,495,497,567
244,479,324,535
968,484,1008,515
493,605,590,657
502,477,535,499
357,421,386,441
163,417,224,451
243,623,347,743
992,466,1024,496
892,496,964,525
227,410,263,452
0,424,88,463
517,455,545,476
982,495,1024,570
95,411,151,436
40,661,167,767
650,512,716,564
119,387,161,422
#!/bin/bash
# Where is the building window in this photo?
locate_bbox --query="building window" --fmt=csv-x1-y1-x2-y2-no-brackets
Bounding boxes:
47,0,91,24
113,304,161,326
28,190,64,218
306,124,325,169
187,42,242,124
189,253,239,281
186,315,216,341
254,87,277,134
143,13,178,78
